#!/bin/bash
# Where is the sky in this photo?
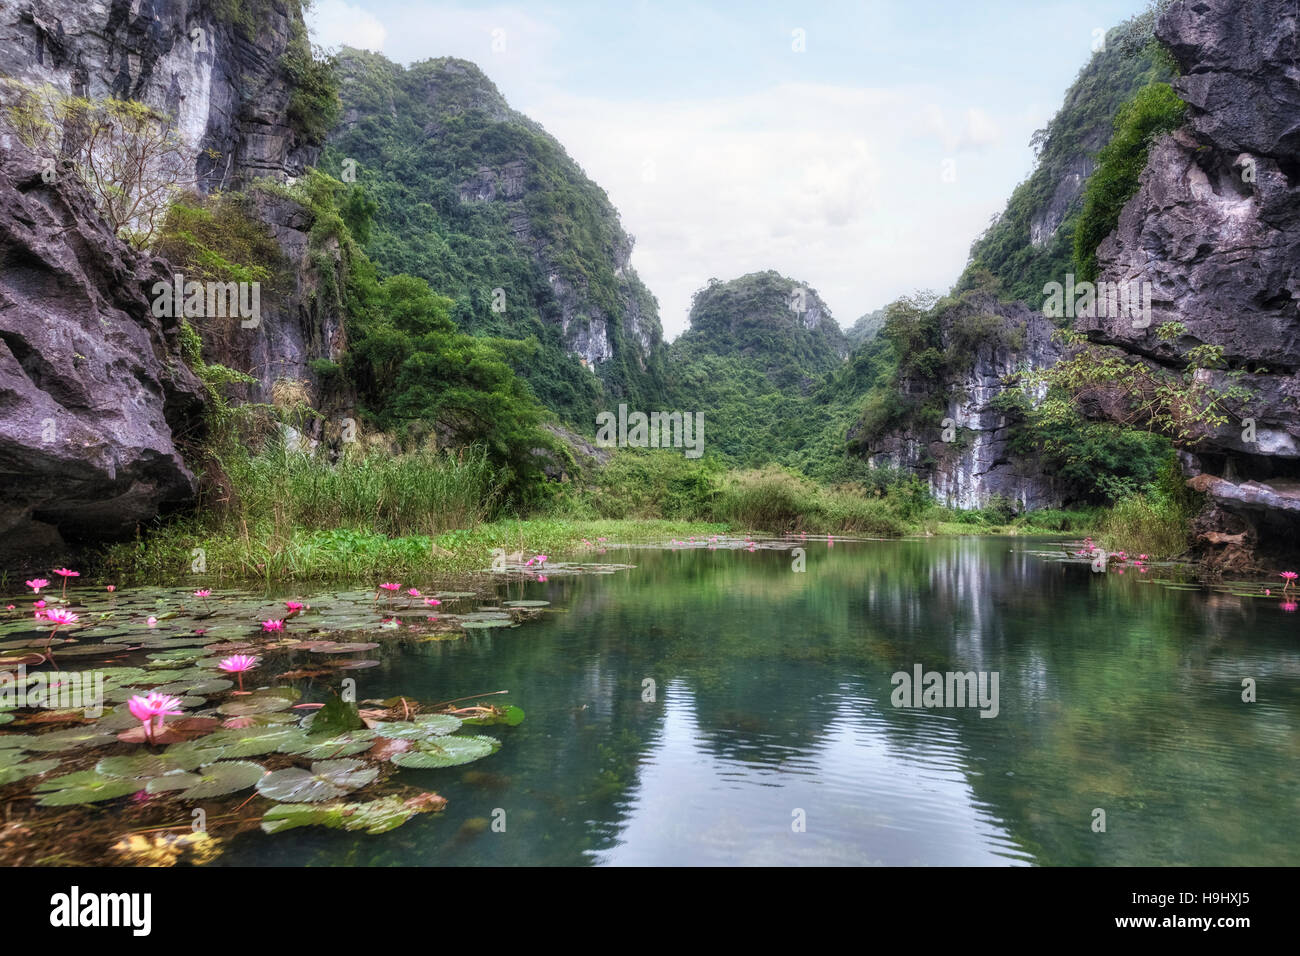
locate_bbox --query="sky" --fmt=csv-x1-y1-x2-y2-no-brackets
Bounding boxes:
306,0,1152,339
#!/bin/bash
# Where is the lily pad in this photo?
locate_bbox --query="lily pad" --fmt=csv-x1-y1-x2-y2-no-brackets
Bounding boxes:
34,771,143,805
369,714,462,740
461,705,526,727
0,754,60,785
389,735,499,769
97,753,203,777
502,600,550,608
172,761,265,799
218,686,300,716
256,759,379,803
260,793,446,835
24,726,117,752
279,729,376,759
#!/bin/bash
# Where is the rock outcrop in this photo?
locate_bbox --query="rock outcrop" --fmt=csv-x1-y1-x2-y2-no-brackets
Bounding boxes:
0,133,204,555
1082,0,1300,568
0,0,333,555
856,296,1064,511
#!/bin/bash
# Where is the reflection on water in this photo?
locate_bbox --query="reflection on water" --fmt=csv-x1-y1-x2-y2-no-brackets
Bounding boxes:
215,536,1300,866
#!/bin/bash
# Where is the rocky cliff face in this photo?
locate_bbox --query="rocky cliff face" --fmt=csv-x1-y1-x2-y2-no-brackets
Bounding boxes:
859,297,1064,511
1083,0,1300,569
0,0,332,556
0,131,205,554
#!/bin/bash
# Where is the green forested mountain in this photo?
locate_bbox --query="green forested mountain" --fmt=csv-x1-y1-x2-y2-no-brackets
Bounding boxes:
320,48,666,424
959,7,1173,304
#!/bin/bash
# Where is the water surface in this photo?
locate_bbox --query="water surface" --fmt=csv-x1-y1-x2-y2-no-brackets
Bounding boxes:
210,536,1300,866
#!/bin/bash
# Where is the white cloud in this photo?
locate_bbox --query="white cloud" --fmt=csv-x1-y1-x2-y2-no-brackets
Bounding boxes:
528,83,1022,338
308,0,389,53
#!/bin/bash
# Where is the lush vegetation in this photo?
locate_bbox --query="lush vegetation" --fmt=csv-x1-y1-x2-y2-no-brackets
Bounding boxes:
1072,82,1186,281
961,5,1175,304
321,48,664,422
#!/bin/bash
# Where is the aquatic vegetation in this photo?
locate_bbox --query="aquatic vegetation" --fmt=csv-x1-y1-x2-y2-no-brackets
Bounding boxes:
218,654,260,691
0,580,534,865
1280,571,1297,591
127,693,185,743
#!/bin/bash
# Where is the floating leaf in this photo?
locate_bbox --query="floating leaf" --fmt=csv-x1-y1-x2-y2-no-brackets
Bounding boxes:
369,714,461,740
24,726,117,752
260,792,446,835
204,726,306,758
256,759,378,803
0,754,59,785
218,686,300,716
389,735,499,769
34,771,143,805
461,705,525,727
116,717,219,745
97,753,202,777
303,697,366,736
280,730,376,759
502,600,550,608
173,761,265,800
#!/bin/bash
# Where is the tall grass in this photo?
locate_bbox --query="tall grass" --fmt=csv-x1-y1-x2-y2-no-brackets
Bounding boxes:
1097,493,1190,558
712,468,906,535
225,443,501,536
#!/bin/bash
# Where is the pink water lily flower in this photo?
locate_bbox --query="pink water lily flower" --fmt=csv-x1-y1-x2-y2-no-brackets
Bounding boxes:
194,589,212,597
52,568,78,599
43,608,78,626
285,601,305,613
218,654,260,691
379,582,401,591
127,692,184,742
261,619,284,631
106,584,116,593
406,588,420,597
1281,571,1298,591
25,578,49,593
424,598,441,607
33,600,46,610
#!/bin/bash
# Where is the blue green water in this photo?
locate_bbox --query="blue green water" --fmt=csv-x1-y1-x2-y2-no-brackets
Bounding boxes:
213,536,1300,866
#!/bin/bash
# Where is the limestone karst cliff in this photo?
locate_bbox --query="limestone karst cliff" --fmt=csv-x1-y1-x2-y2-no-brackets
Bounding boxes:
1082,0,1300,569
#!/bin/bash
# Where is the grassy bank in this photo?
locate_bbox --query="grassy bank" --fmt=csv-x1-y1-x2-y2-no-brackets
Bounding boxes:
92,442,1134,584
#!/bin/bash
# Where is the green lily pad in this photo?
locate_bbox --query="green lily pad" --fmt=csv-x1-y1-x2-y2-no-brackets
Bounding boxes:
260,793,445,835
256,759,379,803
0,757,59,785
502,600,550,608
461,705,525,727
370,714,462,740
302,697,365,736
23,726,117,752
202,726,305,758
172,761,265,799
389,735,499,769
217,686,300,716
97,752,203,777
460,620,518,629
34,771,143,805
279,729,376,759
